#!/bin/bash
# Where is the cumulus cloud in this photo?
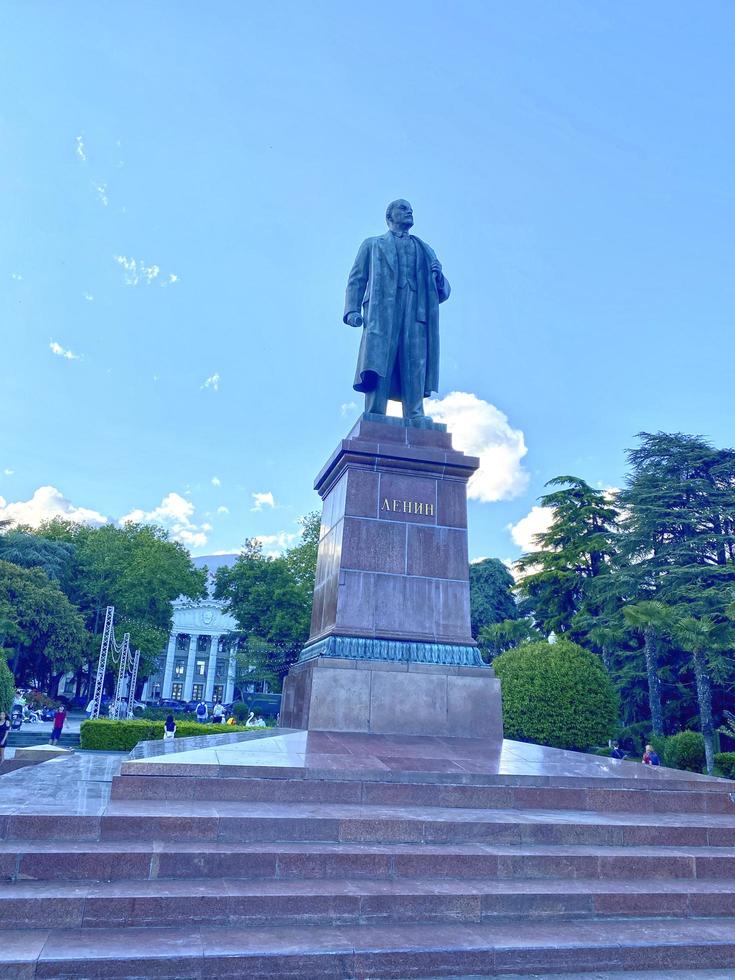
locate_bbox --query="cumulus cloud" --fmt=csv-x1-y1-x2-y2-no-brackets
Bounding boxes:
508,505,554,552
93,182,108,206
254,531,299,557
201,373,220,392
0,486,107,528
120,492,210,549
113,255,174,287
49,341,81,361
75,135,86,162
340,401,358,416
217,505,229,515
10,272,22,281
3,469,14,476
251,491,275,512
211,476,221,487
426,391,529,503
84,292,94,302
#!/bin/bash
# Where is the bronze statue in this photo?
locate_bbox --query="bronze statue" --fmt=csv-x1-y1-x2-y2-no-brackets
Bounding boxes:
344,200,450,421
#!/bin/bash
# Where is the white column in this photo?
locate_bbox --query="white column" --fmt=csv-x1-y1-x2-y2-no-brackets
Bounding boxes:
183,634,198,701
162,633,178,699
204,634,219,700
224,649,236,703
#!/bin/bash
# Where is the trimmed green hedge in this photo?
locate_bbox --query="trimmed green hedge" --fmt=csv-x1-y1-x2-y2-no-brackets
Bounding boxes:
493,638,619,752
80,719,251,751
715,752,735,779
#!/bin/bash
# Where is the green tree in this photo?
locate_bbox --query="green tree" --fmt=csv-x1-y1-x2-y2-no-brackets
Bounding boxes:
0,652,15,714
0,528,76,586
38,520,207,684
215,513,320,682
0,560,89,692
617,432,735,752
478,617,539,658
621,601,670,737
469,558,518,639
516,477,619,644
493,638,620,751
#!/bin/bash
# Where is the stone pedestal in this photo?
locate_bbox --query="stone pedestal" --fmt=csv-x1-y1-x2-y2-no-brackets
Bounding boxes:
280,413,503,738
280,656,503,738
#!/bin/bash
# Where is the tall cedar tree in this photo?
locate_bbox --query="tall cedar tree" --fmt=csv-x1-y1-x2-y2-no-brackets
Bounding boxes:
515,476,619,647
616,432,735,770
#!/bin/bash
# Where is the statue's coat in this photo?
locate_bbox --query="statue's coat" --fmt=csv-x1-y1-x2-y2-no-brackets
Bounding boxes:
344,231,450,400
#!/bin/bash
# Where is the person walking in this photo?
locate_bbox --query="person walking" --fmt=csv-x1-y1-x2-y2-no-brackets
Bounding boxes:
195,700,208,724
212,700,225,724
163,714,176,740
0,711,10,762
49,705,67,745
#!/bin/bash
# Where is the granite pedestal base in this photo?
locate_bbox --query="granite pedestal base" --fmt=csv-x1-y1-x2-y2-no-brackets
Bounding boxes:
280,655,503,739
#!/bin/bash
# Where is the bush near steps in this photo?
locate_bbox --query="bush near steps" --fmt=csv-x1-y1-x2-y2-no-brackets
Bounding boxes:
493,638,619,752
80,718,252,751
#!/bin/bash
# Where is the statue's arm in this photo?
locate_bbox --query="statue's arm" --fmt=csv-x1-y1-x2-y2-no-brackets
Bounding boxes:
424,241,451,303
344,239,370,325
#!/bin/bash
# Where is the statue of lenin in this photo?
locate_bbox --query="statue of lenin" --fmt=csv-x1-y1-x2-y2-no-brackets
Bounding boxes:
344,200,450,421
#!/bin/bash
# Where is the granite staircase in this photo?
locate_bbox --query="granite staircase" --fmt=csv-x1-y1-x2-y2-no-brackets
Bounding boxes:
3,763,735,978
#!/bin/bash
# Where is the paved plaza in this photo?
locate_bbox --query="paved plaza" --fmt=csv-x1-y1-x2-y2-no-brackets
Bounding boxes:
2,730,735,977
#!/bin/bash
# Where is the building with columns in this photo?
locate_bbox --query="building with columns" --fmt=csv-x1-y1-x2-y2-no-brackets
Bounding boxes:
141,554,241,704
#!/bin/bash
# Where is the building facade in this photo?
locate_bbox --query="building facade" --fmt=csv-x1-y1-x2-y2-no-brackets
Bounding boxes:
141,596,239,703
141,554,243,703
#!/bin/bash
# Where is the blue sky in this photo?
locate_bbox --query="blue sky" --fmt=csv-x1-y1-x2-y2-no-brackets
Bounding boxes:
2,1,734,562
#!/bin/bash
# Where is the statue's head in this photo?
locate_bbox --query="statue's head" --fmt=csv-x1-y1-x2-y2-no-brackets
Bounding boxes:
385,199,414,231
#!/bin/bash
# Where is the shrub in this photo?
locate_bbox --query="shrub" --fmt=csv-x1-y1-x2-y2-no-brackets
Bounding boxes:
0,653,14,714
493,638,619,751
714,752,735,779
80,719,251,751
663,731,705,772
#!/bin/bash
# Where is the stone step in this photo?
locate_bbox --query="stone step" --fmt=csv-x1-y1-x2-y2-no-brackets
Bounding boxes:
5,838,735,883
6,916,735,977
5,798,735,848
112,770,735,815
3,875,735,930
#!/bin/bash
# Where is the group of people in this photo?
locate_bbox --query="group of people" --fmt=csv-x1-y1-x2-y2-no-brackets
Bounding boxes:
610,741,661,766
162,700,265,740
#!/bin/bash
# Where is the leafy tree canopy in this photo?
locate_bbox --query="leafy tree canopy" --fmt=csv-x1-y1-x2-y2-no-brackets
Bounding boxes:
0,559,89,690
214,512,320,682
469,558,518,639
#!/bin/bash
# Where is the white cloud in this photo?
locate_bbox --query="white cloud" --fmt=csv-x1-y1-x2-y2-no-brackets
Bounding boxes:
211,476,221,487
49,341,81,361
217,505,229,515
340,401,358,416
508,505,553,552
120,491,210,549
0,486,107,528
84,292,94,302
113,255,165,286
10,272,22,281
201,373,220,392
93,182,108,206
3,469,14,476
75,135,86,162
470,555,489,564
254,531,299,557
426,391,529,503
161,273,178,287
251,491,275,512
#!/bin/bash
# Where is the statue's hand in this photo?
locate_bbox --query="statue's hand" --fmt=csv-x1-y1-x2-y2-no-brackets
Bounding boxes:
346,312,364,328
430,260,443,276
